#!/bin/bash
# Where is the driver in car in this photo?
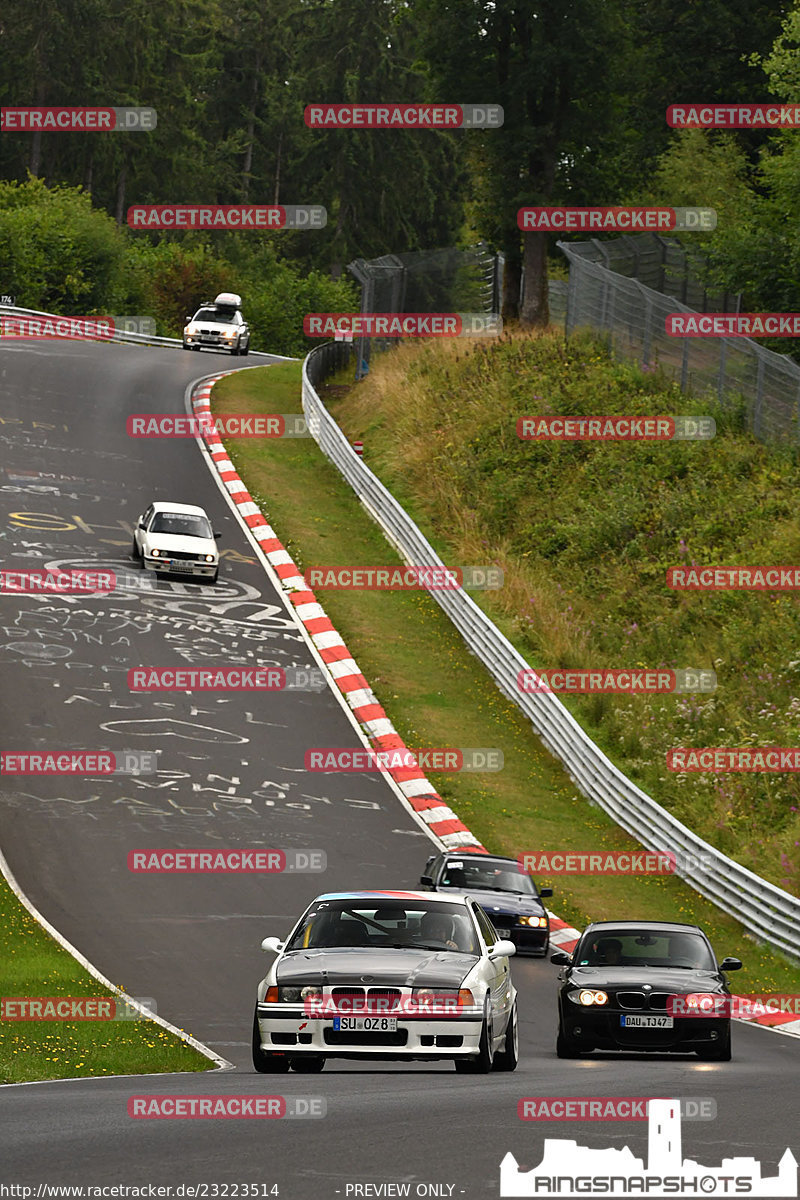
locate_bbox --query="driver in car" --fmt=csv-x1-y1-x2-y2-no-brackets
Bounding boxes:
417,911,459,950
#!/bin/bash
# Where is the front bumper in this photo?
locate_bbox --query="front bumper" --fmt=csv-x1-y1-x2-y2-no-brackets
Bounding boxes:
144,556,217,578
255,1003,484,1060
561,1007,729,1052
184,333,237,351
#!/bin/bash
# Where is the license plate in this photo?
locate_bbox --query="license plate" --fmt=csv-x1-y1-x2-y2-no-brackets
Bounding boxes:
333,1016,397,1032
494,928,511,938
168,562,195,572
620,1014,674,1028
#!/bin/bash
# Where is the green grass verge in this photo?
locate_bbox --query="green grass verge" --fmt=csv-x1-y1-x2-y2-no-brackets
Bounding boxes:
0,875,212,1083
211,360,800,995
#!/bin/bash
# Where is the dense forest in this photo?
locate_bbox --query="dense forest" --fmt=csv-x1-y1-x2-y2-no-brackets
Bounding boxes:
3,0,800,347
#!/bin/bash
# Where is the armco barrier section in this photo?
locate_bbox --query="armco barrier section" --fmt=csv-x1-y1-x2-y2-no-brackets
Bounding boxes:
302,342,800,962
0,304,294,360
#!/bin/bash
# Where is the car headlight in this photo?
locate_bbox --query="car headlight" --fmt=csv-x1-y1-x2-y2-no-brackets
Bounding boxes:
150,548,161,557
568,989,608,1006
274,985,320,1002
204,554,215,563
518,915,548,927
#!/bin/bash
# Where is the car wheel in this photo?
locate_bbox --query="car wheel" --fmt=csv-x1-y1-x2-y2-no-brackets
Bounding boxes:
182,341,190,351
241,340,249,356
206,568,219,585
454,997,494,1074
252,1012,290,1073
131,535,141,562
290,1056,325,1073
556,1027,585,1058
493,1000,519,1071
536,937,550,958
696,1027,731,1061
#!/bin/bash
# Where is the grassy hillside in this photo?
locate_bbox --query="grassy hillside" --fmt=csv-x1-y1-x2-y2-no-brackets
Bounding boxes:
326,329,800,895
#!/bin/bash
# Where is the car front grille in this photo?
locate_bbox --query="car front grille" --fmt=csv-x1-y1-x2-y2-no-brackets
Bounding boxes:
164,550,205,561
330,986,403,1011
616,990,673,1011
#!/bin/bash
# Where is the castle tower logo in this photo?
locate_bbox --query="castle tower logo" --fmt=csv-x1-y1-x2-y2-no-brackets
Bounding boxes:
500,1098,797,1197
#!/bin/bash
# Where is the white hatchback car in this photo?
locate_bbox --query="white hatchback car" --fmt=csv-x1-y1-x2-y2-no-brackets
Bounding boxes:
253,890,519,1074
182,292,250,355
132,501,220,583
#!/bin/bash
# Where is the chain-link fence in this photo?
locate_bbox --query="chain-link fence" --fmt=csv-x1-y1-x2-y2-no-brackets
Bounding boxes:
560,232,741,314
557,243,800,443
346,244,499,377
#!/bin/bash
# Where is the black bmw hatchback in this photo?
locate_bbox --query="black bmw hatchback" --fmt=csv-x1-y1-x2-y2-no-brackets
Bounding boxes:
551,920,742,1061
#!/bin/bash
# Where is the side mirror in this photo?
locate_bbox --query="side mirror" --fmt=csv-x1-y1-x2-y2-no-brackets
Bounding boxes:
260,936,284,954
489,939,516,959
419,874,434,887
185,316,192,324
214,531,222,540
550,950,572,966
539,887,553,898
719,956,742,971
138,521,146,530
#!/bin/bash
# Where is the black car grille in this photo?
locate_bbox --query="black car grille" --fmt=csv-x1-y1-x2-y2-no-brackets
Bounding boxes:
330,986,402,1009
324,1029,408,1047
164,550,205,562
616,990,673,1011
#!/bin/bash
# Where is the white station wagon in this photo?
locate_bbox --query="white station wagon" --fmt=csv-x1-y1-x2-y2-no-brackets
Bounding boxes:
132,501,220,583
182,292,250,356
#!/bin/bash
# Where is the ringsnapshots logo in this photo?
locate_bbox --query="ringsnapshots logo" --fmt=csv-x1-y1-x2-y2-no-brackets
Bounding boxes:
305,565,503,590
1,107,156,131
304,103,503,129
303,313,502,338
517,416,715,441
128,849,326,873
305,748,503,772
0,568,116,594
667,103,800,128
517,668,716,694
126,414,311,438
668,565,800,590
667,313,800,337
128,666,327,692
127,205,326,230
667,747,800,773
518,1098,716,1122
1,996,157,1021
128,1095,326,1119
500,1098,797,1198
0,750,157,775
0,316,154,341
517,207,716,232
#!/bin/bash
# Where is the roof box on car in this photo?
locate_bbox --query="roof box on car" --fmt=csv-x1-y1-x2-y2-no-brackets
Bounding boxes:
214,292,241,309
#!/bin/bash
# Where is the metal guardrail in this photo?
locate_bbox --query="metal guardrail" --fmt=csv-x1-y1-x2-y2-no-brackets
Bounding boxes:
0,304,295,359
302,341,800,962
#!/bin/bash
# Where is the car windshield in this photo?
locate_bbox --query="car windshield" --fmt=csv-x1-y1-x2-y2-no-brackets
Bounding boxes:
150,513,212,538
195,308,236,323
284,900,478,954
576,930,715,970
440,859,537,895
